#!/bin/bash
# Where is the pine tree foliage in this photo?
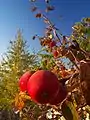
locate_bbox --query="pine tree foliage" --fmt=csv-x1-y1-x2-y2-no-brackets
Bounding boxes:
0,30,37,110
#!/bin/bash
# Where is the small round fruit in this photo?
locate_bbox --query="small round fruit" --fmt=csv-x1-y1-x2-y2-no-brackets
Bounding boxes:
27,70,59,104
19,71,33,92
49,41,56,48
53,50,59,58
49,83,67,105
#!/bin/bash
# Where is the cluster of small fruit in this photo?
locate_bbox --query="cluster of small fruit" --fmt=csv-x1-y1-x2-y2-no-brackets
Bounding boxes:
19,70,67,105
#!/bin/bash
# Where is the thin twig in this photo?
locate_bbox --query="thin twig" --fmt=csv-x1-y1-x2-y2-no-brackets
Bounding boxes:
42,14,62,44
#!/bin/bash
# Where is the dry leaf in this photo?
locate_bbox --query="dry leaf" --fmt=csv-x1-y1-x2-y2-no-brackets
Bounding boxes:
45,0,50,4
32,35,36,40
35,13,42,18
31,6,37,12
80,60,90,105
46,5,55,12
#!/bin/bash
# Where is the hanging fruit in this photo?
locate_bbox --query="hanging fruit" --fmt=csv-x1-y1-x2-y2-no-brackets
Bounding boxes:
19,71,34,92
49,83,67,105
27,70,60,104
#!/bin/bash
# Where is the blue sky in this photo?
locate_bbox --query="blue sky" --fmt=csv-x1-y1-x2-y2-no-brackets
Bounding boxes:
0,0,90,58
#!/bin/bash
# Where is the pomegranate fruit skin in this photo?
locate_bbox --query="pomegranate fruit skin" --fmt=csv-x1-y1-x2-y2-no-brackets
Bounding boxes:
27,70,60,104
19,71,32,92
49,83,67,105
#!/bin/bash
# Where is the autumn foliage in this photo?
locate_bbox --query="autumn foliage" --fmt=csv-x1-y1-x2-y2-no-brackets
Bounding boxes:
13,0,90,120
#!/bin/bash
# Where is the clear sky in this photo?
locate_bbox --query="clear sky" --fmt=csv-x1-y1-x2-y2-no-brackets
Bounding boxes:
0,0,90,58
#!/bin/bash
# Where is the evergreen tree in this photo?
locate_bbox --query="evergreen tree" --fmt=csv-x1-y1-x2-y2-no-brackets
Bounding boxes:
0,30,37,110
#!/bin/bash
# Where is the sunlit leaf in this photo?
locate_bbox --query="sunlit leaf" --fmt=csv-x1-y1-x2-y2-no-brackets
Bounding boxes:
61,100,79,120
48,34,53,39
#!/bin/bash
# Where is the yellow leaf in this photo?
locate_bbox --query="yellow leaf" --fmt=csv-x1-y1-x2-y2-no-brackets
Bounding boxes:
48,34,53,39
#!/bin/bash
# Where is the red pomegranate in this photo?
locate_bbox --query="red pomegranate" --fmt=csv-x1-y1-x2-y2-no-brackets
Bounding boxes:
49,83,67,105
19,71,33,92
27,70,59,104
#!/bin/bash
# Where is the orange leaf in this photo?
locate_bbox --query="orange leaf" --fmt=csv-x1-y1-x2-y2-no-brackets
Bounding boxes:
60,70,70,78
13,92,31,112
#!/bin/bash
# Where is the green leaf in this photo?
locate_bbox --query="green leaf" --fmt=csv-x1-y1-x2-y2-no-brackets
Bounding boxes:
61,100,79,120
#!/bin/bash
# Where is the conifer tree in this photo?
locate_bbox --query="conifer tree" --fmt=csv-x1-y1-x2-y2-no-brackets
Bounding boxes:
0,30,37,110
